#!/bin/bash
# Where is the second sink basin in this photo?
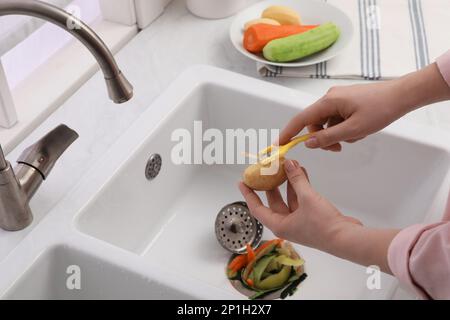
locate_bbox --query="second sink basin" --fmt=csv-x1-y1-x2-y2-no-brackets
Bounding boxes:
4,245,193,300
65,66,450,299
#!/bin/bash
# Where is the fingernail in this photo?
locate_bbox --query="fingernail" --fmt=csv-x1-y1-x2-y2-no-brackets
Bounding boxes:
285,160,297,172
305,137,319,148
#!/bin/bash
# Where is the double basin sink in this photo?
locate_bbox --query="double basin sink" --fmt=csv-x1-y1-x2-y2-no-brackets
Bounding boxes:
1,66,449,299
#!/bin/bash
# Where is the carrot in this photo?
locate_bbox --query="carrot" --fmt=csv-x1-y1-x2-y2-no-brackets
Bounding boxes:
244,24,319,53
233,261,247,271
228,239,283,273
229,255,245,268
254,239,283,256
228,254,247,271
246,279,254,287
246,244,256,262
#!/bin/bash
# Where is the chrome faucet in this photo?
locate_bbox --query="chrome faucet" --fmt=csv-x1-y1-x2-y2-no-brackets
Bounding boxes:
0,125,78,231
0,0,134,231
0,0,133,103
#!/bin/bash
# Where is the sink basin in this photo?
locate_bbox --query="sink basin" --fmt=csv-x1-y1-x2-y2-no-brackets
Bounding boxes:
72,66,449,299
3,246,193,300
1,66,449,300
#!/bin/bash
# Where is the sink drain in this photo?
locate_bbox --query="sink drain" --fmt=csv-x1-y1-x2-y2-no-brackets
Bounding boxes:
215,202,263,254
145,154,162,180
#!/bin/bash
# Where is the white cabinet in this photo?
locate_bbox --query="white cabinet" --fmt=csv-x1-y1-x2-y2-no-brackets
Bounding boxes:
134,0,172,29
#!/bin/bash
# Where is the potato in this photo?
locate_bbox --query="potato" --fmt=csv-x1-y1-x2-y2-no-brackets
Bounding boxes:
244,18,281,31
262,5,301,25
243,158,287,191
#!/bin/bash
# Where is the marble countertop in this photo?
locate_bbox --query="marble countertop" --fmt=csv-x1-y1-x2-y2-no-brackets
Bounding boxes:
1,0,449,259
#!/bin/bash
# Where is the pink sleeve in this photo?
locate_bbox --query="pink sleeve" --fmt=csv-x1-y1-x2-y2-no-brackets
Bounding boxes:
388,222,450,299
389,53,450,299
436,50,450,87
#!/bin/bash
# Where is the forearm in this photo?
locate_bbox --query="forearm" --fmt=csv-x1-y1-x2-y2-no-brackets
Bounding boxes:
324,224,400,274
391,62,450,116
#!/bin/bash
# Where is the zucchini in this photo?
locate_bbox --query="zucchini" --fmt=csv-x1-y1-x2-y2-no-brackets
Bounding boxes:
263,22,340,62
252,255,276,287
275,255,305,267
242,242,277,280
256,265,292,290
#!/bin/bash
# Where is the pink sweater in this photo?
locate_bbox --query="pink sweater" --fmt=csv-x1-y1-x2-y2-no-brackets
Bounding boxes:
387,50,450,299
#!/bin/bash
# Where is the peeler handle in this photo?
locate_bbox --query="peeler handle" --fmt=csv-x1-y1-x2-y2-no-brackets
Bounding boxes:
284,133,312,150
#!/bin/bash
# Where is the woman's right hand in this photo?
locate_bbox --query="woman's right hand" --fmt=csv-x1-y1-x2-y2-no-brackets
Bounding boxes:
279,63,450,151
279,81,406,151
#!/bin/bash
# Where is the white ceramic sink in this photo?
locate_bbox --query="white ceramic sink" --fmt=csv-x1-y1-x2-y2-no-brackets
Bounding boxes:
4,246,193,300
1,66,449,300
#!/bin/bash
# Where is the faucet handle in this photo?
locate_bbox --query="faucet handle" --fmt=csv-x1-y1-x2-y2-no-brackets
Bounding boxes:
17,124,79,179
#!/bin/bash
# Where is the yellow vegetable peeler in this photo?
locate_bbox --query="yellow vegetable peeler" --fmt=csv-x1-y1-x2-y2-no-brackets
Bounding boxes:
259,133,312,166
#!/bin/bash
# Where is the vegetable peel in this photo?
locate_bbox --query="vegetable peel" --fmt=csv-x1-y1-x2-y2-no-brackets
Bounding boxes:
226,239,307,299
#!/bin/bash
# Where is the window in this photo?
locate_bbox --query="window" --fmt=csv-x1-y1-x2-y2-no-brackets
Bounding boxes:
2,0,102,89
0,0,172,154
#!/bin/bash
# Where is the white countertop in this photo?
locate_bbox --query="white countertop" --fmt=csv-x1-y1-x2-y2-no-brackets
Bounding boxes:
1,0,449,261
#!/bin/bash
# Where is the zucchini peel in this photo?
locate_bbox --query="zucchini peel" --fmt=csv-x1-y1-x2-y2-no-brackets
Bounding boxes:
226,240,307,300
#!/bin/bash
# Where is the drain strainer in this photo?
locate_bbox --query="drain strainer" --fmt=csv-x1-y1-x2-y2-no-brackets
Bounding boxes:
215,202,263,254
145,154,162,180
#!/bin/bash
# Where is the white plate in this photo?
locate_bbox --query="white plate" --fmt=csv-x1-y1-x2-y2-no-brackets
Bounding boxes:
230,0,354,67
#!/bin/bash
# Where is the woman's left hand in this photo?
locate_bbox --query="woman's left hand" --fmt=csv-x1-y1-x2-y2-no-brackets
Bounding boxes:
238,159,362,252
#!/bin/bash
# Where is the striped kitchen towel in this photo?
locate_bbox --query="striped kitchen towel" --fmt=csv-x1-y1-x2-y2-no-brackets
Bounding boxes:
258,0,450,80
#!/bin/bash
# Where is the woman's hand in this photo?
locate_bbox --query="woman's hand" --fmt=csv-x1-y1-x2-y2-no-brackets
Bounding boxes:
239,63,450,273
239,159,400,273
279,81,404,152
239,159,362,251
279,63,450,151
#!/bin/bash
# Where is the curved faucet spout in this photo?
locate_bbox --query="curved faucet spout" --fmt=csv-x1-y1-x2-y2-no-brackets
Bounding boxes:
0,0,133,103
